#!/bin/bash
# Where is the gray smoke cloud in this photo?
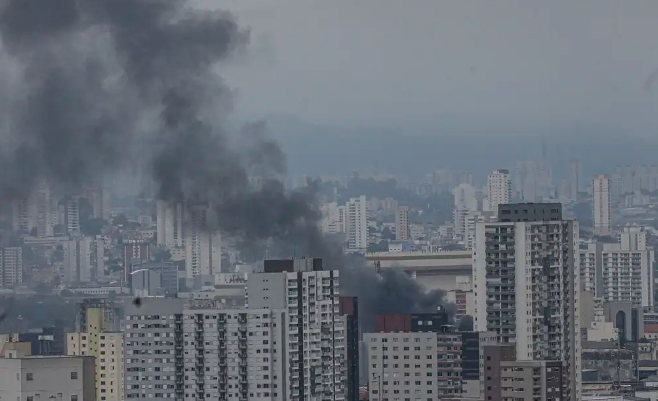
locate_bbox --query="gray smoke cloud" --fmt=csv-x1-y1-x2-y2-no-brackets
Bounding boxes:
0,0,451,331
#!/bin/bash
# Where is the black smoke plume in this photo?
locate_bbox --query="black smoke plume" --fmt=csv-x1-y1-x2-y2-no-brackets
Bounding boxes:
0,0,452,331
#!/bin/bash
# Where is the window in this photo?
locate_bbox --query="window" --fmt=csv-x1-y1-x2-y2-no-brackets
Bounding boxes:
71,396,78,401
26,373,34,381
71,372,78,380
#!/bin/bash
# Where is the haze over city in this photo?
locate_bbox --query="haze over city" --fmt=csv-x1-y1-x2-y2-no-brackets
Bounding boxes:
0,1,658,401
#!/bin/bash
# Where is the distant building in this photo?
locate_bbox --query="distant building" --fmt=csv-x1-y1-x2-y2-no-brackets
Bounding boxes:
486,169,511,214
593,174,612,236
346,195,368,251
0,246,23,288
581,226,654,307
122,240,150,282
395,206,409,241
131,261,178,296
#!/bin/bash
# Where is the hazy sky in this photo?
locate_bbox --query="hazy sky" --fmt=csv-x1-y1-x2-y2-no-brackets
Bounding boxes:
203,0,658,131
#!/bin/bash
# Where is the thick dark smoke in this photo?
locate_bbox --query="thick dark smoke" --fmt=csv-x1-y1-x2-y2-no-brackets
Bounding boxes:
0,0,452,331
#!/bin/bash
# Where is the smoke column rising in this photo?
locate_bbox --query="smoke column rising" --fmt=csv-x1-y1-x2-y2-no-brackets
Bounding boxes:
0,0,452,329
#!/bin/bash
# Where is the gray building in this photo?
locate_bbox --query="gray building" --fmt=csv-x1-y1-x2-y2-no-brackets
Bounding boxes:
0,349,95,401
122,297,184,400
497,202,563,222
483,344,564,401
131,261,178,296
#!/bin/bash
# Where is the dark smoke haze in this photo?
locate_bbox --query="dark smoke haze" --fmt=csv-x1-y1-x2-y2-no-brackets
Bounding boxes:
0,0,452,330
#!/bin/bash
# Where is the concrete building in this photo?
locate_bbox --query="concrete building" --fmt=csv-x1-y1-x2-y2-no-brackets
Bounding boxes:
0,246,23,288
68,306,123,401
473,203,581,401
486,169,512,214
66,196,81,234
12,197,30,234
123,258,346,401
156,200,184,247
338,296,360,401
453,183,478,237
395,205,409,241
346,195,368,251
580,227,655,307
0,346,96,401
122,240,150,282
35,180,54,238
122,297,184,400
593,174,612,236
247,258,345,400
184,205,221,279
483,344,564,401
62,237,104,284
364,312,461,400
131,261,179,296
320,202,343,235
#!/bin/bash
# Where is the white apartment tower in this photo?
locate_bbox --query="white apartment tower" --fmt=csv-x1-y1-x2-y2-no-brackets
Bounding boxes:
453,183,478,237
184,205,221,279
247,258,345,401
35,181,54,237
156,200,184,247
581,227,654,307
66,196,81,234
473,203,581,401
486,169,511,215
346,195,368,251
395,206,409,241
593,174,612,236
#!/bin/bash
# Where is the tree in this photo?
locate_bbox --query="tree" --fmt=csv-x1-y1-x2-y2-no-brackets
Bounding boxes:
381,226,395,240
367,241,389,253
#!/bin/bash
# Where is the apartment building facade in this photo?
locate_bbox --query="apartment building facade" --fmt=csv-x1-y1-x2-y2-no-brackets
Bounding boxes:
473,203,581,401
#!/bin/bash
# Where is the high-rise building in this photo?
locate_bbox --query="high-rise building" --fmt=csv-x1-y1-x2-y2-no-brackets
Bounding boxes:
581,227,654,307
131,261,179,296
156,200,184,247
346,195,368,251
247,258,345,400
486,169,511,215
12,197,30,234
339,296,360,401
395,205,409,241
568,159,581,200
68,306,124,401
453,183,477,237
35,181,54,237
593,174,612,236
124,258,346,401
184,205,221,279
62,236,104,283
123,240,150,282
122,298,184,400
473,203,581,401
0,247,23,288
66,196,81,234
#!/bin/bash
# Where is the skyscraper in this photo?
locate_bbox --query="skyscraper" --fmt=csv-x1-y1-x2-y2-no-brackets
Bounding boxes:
473,203,581,401
568,159,581,200
486,169,511,215
156,200,184,247
453,183,478,237
593,174,611,236
395,205,409,241
346,195,368,251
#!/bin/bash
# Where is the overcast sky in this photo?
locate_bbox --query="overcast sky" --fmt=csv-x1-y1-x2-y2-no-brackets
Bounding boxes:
201,0,658,131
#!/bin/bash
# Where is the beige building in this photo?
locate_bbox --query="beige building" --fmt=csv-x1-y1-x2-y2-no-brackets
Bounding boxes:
68,307,123,401
484,344,564,401
0,344,95,401
395,205,409,241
